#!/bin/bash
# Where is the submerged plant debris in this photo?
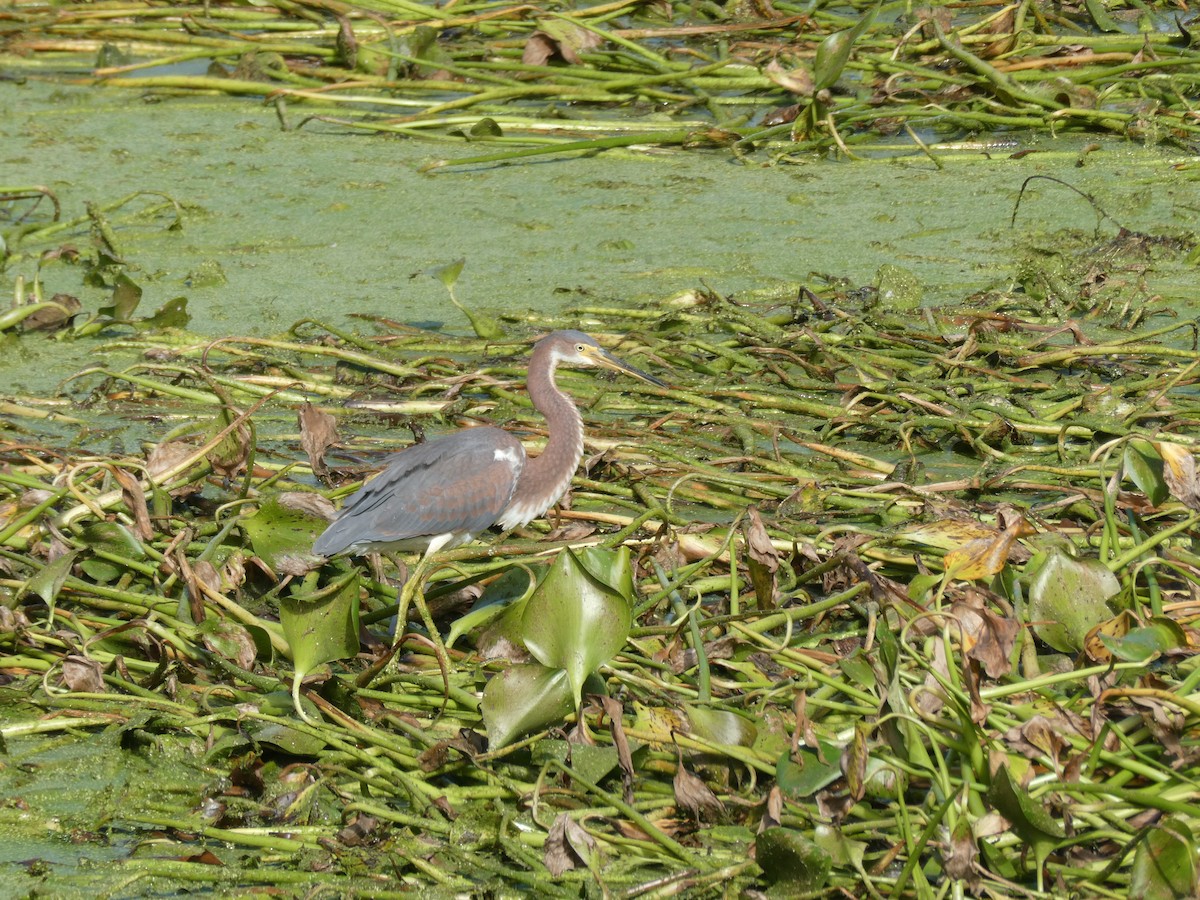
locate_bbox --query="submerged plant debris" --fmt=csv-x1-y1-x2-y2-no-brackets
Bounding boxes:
3,208,1200,896
2,0,1200,163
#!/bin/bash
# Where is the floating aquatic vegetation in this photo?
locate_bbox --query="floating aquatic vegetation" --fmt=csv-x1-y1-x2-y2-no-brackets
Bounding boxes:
3,219,1200,893
1,1,1199,165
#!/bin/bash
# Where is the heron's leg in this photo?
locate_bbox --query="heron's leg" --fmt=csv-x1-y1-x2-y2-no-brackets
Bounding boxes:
393,551,452,702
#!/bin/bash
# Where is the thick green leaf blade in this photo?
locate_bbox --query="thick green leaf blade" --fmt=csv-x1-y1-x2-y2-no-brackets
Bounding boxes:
279,569,360,720
447,565,533,649
101,272,143,321
21,550,79,624
1026,548,1119,653
481,663,574,749
755,827,832,892
988,763,1064,839
241,494,328,569
430,258,464,290
521,548,632,710
1126,439,1169,506
1100,617,1187,663
777,744,841,798
813,2,879,91
1131,816,1198,900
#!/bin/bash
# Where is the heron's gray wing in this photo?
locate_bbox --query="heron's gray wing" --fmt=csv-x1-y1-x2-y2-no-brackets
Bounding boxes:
313,427,523,556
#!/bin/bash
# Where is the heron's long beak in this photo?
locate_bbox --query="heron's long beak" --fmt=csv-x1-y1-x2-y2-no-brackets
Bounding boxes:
586,346,667,388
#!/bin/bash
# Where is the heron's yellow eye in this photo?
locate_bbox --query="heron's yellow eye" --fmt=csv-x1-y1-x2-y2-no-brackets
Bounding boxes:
576,344,586,353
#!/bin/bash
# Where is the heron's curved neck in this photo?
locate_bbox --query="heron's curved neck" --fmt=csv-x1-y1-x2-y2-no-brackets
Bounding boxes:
511,342,583,520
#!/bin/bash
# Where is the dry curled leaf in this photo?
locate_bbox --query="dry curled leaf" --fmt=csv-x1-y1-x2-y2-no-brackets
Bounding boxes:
764,59,813,96
522,21,601,66
299,402,339,479
951,588,1019,679
146,440,203,498
543,812,596,876
743,506,780,609
1155,442,1200,510
62,654,104,693
599,695,635,805
112,466,153,541
673,744,725,823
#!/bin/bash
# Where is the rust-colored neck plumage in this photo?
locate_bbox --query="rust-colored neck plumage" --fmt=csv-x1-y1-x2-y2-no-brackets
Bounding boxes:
498,339,584,529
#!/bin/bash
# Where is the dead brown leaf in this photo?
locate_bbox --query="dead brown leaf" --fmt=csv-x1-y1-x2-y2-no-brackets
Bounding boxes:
673,744,725,823
299,403,339,479
146,440,203,498
743,506,780,610
21,293,80,332
598,695,635,805
1155,442,1200,510
111,466,153,541
522,22,601,66
951,588,1019,679
62,654,104,692
543,812,596,876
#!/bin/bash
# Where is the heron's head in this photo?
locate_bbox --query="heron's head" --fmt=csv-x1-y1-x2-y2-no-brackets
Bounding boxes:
539,330,666,387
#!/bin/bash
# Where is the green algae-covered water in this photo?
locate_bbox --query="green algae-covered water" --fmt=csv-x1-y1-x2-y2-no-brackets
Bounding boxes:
5,78,1197,396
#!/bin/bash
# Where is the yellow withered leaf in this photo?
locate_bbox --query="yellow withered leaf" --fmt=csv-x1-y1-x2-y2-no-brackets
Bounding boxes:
1153,441,1200,511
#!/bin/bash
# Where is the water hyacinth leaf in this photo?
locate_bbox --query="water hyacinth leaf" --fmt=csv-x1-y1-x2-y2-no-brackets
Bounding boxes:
199,618,258,670
20,549,78,624
1026,548,1119,653
1131,816,1198,900
813,1,879,91
1125,439,1169,506
813,823,866,871
1085,0,1126,33
279,568,360,720
576,545,635,599
755,827,832,892
521,547,632,710
138,296,190,331
481,663,574,749
430,258,464,291
78,521,146,584
533,739,623,785
777,742,842,798
241,493,329,570
987,763,1063,891
100,272,142,321
875,263,922,311
447,565,533,649
251,721,327,757
1098,616,1187,663
685,705,757,748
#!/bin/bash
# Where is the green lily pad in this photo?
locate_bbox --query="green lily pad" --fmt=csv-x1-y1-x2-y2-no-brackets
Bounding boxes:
521,548,632,711
481,663,574,749
241,494,328,569
279,568,360,722
777,743,842,798
1131,816,1198,900
755,826,832,893
1026,547,1119,653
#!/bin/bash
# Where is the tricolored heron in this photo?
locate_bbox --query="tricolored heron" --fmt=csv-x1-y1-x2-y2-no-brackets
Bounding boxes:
313,330,664,665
